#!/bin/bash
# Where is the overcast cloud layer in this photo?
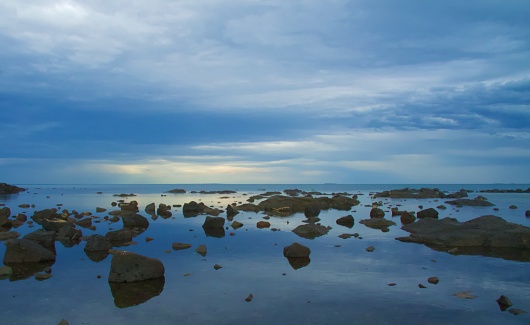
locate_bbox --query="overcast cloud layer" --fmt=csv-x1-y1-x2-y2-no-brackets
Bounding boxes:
1,0,529,184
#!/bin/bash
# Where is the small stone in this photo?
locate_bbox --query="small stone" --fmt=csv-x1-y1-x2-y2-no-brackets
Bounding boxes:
172,242,192,250
35,273,53,281
97,275,102,279
387,283,397,286
365,246,375,252
213,264,222,270
257,221,271,228
428,277,439,284
245,293,253,302
146,237,154,242
418,284,427,288
509,205,517,209
195,244,207,257
452,291,477,299
58,320,69,325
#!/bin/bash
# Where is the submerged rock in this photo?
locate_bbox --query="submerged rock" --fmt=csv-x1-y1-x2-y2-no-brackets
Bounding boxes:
172,242,192,250
359,218,396,230
3,239,56,263
108,250,164,283
374,188,467,199
445,198,495,207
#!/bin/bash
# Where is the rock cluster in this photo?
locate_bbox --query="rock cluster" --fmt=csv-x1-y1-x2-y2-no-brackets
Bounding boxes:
0,183,26,194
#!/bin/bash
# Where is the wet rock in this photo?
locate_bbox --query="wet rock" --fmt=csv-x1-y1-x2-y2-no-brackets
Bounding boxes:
16,213,27,222
108,250,165,283
496,295,513,311
359,218,396,230
292,224,331,239
119,201,139,212
58,320,69,325
452,291,478,299
445,198,495,207
336,215,354,228
396,216,530,260
365,246,375,252
195,244,207,257
374,187,467,199
400,211,416,225
254,195,359,216
113,193,137,197
35,273,53,281
213,264,222,270
183,201,221,217
122,213,149,229
57,225,83,241
284,242,311,258
370,208,385,218
304,205,321,218
286,256,311,270
75,218,92,228
0,183,26,194
23,229,56,248
202,216,225,229
257,221,271,228
109,277,165,308
417,208,439,219
3,239,56,263
245,293,254,302
157,203,172,219
509,205,517,209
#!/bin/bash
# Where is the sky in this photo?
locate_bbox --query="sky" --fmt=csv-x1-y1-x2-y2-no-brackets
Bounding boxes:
1,0,529,184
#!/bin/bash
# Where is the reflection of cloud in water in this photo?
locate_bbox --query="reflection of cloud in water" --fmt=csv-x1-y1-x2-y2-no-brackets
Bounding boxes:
109,277,165,308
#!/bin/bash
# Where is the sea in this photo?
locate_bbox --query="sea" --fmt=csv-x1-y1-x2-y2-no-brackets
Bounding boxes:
1,184,529,325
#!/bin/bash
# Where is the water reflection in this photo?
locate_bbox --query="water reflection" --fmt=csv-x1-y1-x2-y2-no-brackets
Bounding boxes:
286,257,311,270
4,261,55,281
85,250,110,262
109,277,165,308
425,244,530,262
202,226,225,238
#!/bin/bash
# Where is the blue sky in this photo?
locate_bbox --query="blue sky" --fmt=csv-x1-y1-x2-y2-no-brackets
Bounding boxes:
1,0,529,184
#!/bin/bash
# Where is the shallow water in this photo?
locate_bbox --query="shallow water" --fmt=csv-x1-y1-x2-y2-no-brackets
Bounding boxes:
1,184,530,324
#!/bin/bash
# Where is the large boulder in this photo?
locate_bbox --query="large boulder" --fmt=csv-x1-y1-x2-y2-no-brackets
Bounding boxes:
304,205,321,218
106,228,134,244
119,201,139,212
417,208,439,219
3,239,56,263
226,204,239,218
202,216,225,229
400,211,416,225
370,208,385,218
23,229,56,248
396,215,530,252
108,250,165,283
336,215,354,228
122,213,149,229
84,234,112,252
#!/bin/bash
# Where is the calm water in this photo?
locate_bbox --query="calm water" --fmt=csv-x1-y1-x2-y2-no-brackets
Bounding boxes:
1,184,530,324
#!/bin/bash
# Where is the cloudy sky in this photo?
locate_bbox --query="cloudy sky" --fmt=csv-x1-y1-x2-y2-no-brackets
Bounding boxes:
1,0,529,184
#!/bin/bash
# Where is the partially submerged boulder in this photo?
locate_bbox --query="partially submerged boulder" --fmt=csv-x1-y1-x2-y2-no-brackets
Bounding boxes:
0,207,11,226
374,187,467,199
108,250,165,283
417,208,439,219
396,215,530,261
202,216,225,229
84,234,112,252
336,215,354,228
3,238,56,263
245,195,359,216
283,242,311,258
359,218,396,230
370,208,385,218
292,223,331,239
122,213,149,229
445,197,495,207
0,183,26,194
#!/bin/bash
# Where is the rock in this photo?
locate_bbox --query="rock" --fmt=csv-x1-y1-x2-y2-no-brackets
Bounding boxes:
183,201,221,217
428,277,439,284
245,293,254,302
226,204,239,218
374,187,467,199
122,213,149,229
283,242,311,258
172,242,192,250
84,234,112,252
213,264,222,270
96,207,107,213
113,193,137,197
75,218,92,228
58,319,69,325
0,183,26,194
23,229,56,248
370,208,385,218
167,188,186,194
496,295,513,311
231,221,244,229
157,203,172,219
119,201,139,212
0,207,11,226
304,205,321,218
255,195,359,216
445,198,495,207
365,246,375,252
16,213,27,222
359,218,396,230
105,228,134,244
400,211,416,225
195,244,207,256
417,208,439,219
396,215,530,261
526,210,530,217
292,224,331,239
145,203,156,212
509,205,517,209
336,215,354,228
3,239,56,263
35,273,53,281
257,221,271,228
0,231,20,241
452,291,478,299
57,225,83,241
108,250,165,283
202,216,225,229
